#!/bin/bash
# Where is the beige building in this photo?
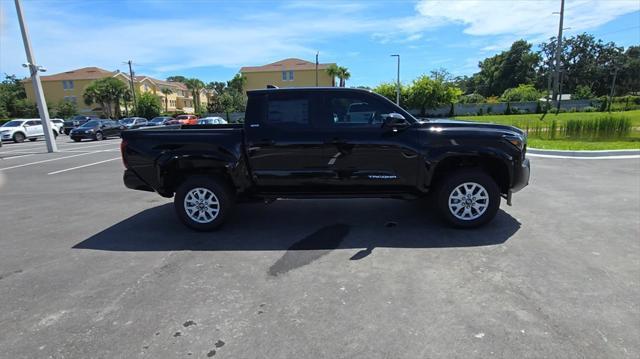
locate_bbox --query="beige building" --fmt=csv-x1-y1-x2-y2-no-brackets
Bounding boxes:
22,67,210,115
240,58,335,92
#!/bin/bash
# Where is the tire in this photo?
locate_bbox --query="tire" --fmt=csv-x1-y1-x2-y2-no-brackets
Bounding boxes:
29,138,37,142
93,131,103,141
174,177,235,231
13,132,25,143
436,169,500,228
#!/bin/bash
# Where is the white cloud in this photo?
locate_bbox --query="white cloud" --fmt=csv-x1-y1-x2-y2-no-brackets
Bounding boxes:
415,0,639,38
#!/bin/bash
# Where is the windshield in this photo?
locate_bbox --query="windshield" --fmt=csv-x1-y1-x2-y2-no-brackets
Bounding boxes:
2,120,24,127
176,115,189,119
121,118,134,124
150,117,167,123
79,120,101,128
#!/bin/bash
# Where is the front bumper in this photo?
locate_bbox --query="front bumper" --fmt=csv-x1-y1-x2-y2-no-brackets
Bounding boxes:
124,169,154,192
1,133,12,140
70,132,95,140
506,158,530,205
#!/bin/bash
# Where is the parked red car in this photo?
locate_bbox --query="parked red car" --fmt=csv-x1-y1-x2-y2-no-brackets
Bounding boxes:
174,114,199,125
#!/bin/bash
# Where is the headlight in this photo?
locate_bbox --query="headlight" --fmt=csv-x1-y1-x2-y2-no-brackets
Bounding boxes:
503,134,525,150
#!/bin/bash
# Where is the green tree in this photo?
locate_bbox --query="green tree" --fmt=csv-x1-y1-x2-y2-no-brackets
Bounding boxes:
500,84,541,102
134,92,162,119
166,76,186,83
472,40,540,96
573,84,595,100
373,82,409,108
407,74,462,116
83,77,128,118
184,78,205,113
0,74,29,118
337,66,351,87
160,88,173,112
326,64,340,87
226,73,247,93
54,100,77,118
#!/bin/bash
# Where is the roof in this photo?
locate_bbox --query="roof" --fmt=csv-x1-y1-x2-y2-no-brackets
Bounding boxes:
248,87,372,94
36,67,116,81
240,58,335,73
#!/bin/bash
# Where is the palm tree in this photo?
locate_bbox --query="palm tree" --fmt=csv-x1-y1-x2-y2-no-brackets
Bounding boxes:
184,78,205,113
326,64,340,87
160,88,173,112
83,77,127,118
337,66,351,87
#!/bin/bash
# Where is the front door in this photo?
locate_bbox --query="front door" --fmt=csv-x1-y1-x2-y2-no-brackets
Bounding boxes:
245,91,331,191
316,92,422,191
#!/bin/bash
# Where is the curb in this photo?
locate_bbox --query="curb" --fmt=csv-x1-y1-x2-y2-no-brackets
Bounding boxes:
528,148,640,159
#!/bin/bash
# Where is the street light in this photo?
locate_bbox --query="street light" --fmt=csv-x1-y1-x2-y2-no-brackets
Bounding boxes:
390,54,400,106
15,0,57,153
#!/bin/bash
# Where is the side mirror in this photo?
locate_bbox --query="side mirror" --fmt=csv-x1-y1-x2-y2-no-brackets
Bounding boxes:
382,113,410,131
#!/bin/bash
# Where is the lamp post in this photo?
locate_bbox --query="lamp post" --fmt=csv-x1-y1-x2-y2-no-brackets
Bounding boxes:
15,0,58,152
390,54,400,106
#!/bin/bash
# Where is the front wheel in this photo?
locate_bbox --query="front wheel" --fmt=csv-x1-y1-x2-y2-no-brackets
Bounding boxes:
93,131,103,141
174,177,234,231
436,169,500,228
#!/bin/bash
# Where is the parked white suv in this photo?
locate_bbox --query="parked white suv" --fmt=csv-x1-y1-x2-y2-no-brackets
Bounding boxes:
0,119,59,143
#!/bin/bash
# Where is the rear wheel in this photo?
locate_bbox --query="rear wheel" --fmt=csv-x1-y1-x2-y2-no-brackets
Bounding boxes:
174,177,234,231
436,169,500,228
93,131,103,141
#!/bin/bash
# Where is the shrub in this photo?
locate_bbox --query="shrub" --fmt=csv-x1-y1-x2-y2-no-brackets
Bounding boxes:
486,96,500,104
504,102,512,115
535,101,542,114
134,92,162,119
500,84,541,102
573,85,595,100
459,93,485,104
477,107,484,116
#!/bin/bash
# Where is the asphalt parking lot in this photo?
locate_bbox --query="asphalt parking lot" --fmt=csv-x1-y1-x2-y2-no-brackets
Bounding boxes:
0,137,639,358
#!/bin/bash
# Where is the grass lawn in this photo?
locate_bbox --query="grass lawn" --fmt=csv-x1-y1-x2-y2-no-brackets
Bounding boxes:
455,110,640,150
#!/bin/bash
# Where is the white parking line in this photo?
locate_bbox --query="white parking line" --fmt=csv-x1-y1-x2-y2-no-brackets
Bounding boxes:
0,150,111,171
47,157,121,175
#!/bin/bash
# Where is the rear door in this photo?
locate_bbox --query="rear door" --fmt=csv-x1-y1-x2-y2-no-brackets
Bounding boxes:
244,91,330,190
26,120,44,137
316,91,422,190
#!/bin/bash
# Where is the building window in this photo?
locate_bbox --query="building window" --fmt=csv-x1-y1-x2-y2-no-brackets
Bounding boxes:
288,71,294,81
62,80,74,90
63,96,77,104
281,70,294,81
282,71,287,81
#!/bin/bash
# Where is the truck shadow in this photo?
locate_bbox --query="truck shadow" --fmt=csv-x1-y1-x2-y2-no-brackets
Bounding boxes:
73,199,521,252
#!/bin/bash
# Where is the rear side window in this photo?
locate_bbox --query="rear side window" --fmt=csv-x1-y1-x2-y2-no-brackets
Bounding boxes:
267,99,309,125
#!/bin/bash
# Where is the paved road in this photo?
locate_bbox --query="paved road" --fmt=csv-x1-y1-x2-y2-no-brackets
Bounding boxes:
1,138,639,358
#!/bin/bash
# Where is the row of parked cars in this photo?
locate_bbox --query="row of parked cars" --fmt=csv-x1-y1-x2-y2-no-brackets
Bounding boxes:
0,115,229,146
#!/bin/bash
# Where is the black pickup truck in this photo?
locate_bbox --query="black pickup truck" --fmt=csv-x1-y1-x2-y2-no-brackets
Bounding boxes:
121,88,529,231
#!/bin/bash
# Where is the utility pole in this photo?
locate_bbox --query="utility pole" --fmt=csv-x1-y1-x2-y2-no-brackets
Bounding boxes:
15,0,57,152
608,67,619,112
552,0,565,102
391,54,400,106
315,52,319,87
125,60,137,111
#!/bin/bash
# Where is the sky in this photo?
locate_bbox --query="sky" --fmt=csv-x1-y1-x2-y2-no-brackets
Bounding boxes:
1,0,639,87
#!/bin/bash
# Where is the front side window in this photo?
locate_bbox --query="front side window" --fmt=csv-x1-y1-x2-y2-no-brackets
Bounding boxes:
324,94,395,128
267,98,309,126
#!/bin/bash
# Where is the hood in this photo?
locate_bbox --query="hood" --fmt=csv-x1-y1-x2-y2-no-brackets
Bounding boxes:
417,118,525,137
